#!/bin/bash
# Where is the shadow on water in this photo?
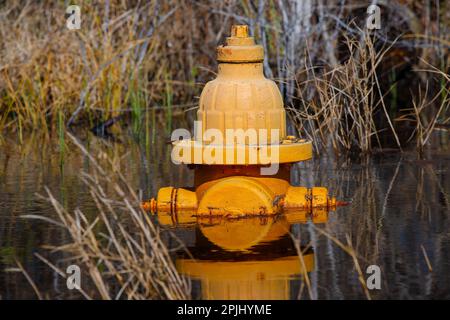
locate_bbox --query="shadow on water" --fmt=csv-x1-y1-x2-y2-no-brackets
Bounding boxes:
0,114,449,299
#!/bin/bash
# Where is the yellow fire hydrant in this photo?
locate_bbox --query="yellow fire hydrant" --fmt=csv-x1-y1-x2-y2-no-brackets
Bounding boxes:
142,25,340,225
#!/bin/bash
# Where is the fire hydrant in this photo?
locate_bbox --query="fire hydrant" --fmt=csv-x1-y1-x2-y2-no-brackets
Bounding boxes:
142,25,339,225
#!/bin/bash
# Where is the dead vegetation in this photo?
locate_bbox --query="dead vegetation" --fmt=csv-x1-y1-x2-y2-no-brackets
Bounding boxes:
0,0,448,153
30,133,191,299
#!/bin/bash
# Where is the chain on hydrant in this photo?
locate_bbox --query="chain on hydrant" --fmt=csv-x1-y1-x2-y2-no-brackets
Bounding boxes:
142,25,347,226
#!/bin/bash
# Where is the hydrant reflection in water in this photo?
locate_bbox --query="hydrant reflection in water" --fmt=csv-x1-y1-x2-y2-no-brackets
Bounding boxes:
175,213,326,300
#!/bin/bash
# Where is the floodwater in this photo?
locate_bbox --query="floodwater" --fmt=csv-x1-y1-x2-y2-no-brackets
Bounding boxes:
0,115,449,299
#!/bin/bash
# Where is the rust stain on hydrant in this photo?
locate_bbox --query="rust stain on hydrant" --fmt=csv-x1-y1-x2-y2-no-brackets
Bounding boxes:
142,25,343,226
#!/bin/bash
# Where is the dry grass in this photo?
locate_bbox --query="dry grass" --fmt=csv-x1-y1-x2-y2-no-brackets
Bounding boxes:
0,1,447,154
29,132,191,299
289,29,448,154
0,1,199,137
395,67,449,154
290,32,402,154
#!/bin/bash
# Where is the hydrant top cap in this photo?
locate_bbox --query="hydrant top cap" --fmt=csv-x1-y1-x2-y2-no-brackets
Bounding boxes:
231,25,249,38
217,25,264,63
226,25,253,45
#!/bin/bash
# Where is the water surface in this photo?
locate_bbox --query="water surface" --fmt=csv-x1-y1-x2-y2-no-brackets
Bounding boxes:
0,118,449,299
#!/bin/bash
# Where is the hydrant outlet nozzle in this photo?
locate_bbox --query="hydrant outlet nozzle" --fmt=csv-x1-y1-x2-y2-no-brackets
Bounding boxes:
141,198,157,214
